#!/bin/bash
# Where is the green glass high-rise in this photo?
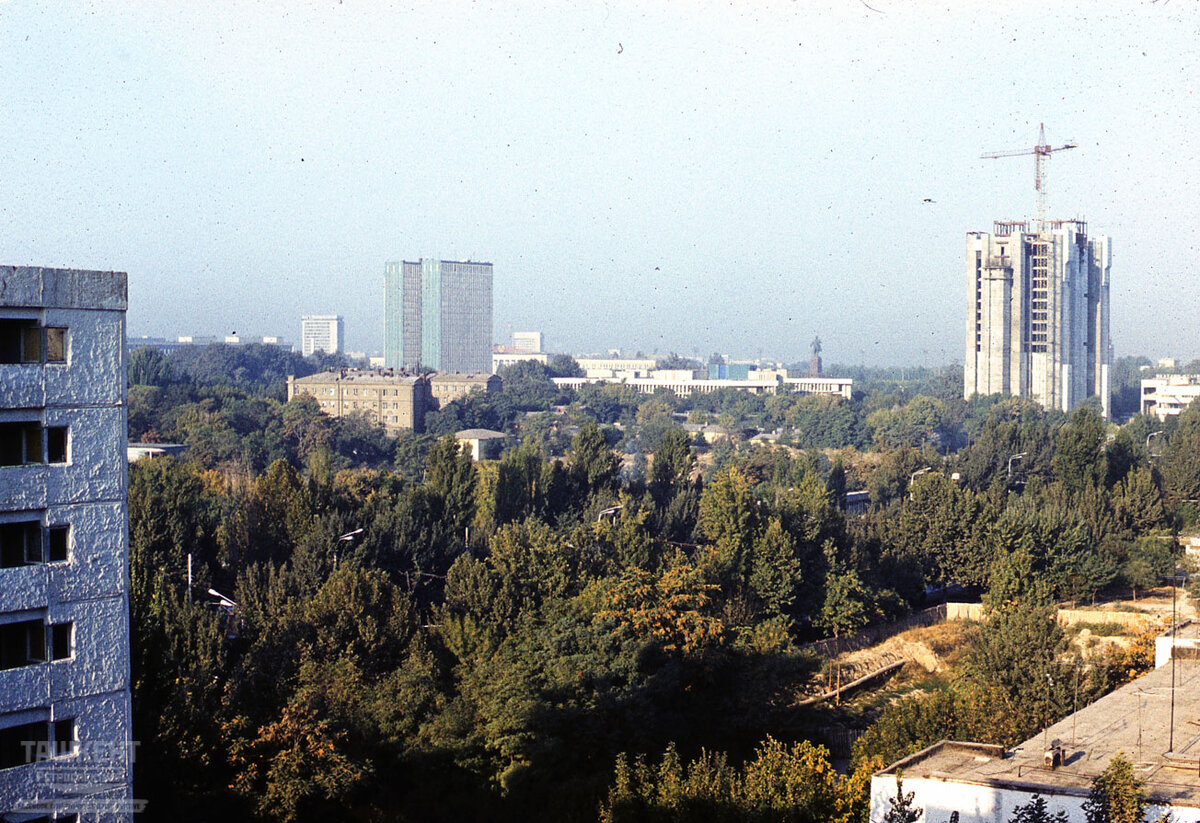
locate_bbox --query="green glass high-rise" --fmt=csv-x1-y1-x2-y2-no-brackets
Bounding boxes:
384,259,492,373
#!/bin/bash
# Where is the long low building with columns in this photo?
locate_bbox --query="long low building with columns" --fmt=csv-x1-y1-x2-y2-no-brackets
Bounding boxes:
552,374,852,399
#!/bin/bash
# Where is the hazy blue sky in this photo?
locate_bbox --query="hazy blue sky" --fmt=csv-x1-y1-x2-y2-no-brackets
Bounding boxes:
2,1,1197,365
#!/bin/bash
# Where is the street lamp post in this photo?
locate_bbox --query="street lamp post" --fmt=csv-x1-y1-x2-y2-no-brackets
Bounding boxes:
333,528,364,569
908,467,932,500
207,588,237,610
1147,431,1164,460
1007,452,1027,482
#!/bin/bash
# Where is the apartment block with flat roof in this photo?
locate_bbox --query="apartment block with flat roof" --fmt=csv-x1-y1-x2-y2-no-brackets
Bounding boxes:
428,373,501,407
511,331,543,353
288,370,429,435
1141,375,1200,421
0,266,135,822
300,315,344,357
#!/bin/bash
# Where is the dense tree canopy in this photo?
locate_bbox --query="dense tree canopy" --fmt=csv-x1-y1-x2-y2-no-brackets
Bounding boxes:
125,344,1186,822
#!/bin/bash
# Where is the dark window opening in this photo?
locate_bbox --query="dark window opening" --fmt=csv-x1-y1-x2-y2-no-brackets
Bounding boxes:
0,521,42,568
46,427,67,464
0,320,67,365
0,720,47,769
51,624,72,660
0,319,40,364
0,422,43,466
48,526,69,562
0,620,47,670
53,719,74,757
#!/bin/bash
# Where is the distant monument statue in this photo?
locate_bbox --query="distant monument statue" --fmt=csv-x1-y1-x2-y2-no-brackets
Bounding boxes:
809,335,823,377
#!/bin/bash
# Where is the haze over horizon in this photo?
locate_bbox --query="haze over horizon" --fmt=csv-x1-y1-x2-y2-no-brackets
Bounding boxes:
2,1,1198,366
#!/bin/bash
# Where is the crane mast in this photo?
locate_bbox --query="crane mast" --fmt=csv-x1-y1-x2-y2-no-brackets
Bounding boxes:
980,123,1077,231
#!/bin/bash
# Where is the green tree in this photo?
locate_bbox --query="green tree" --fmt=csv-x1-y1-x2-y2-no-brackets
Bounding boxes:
698,467,760,591
129,345,173,387
497,360,559,410
895,472,990,587
1159,401,1200,505
882,776,922,823
970,547,1067,727
547,353,584,378
1083,754,1146,823
820,559,873,702
1052,405,1108,493
426,434,478,540
748,518,803,618
569,421,620,501
1011,794,1070,823
650,428,700,540
1113,468,1166,535
600,738,873,823
1121,537,1174,600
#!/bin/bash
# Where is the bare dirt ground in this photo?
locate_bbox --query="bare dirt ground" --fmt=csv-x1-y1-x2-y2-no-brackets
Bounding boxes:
800,588,1194,702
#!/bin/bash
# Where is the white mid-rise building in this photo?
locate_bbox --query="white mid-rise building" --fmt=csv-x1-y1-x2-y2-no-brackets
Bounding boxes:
300,314,344,357
0,267,134,820
492,351,549,373
575,358,659,379
511,331,543,353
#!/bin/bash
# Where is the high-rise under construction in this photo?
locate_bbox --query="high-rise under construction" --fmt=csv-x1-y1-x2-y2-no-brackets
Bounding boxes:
964,220,1111,418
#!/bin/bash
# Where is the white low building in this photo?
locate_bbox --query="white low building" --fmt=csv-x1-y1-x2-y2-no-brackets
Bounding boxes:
552,374,853,399
492,351,549,373
870,659,1200,823
1140,376,1200,421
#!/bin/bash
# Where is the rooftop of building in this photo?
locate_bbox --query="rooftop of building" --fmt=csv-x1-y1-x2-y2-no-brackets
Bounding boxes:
878,659,1200,807
428,373,498,383
1144,375,1200,386
293,369,424,384
0,266,127,310
455,429,507,440
396,258,492,266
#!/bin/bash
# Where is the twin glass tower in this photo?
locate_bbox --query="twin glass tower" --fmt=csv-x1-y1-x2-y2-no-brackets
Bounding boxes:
384,259,493,374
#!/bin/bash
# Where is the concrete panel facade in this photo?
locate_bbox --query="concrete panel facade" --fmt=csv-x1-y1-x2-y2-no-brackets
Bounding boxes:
0,267,133,821
964,223,1111,417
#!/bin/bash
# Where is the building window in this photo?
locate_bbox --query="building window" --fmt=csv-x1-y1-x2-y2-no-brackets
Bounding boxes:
0,321,67,365
0,424,67,465
51,624,73,660
0,319,41,363
54,718,75,757
45,328,67,363
0,619,47,669
0,422,43,465
47,427,68,464
1,720,46,769
47,525,68,563
0,521,42,567
0,714,78,767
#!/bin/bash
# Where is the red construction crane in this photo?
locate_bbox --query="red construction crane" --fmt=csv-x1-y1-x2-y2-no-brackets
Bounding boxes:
981,123,1077,229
